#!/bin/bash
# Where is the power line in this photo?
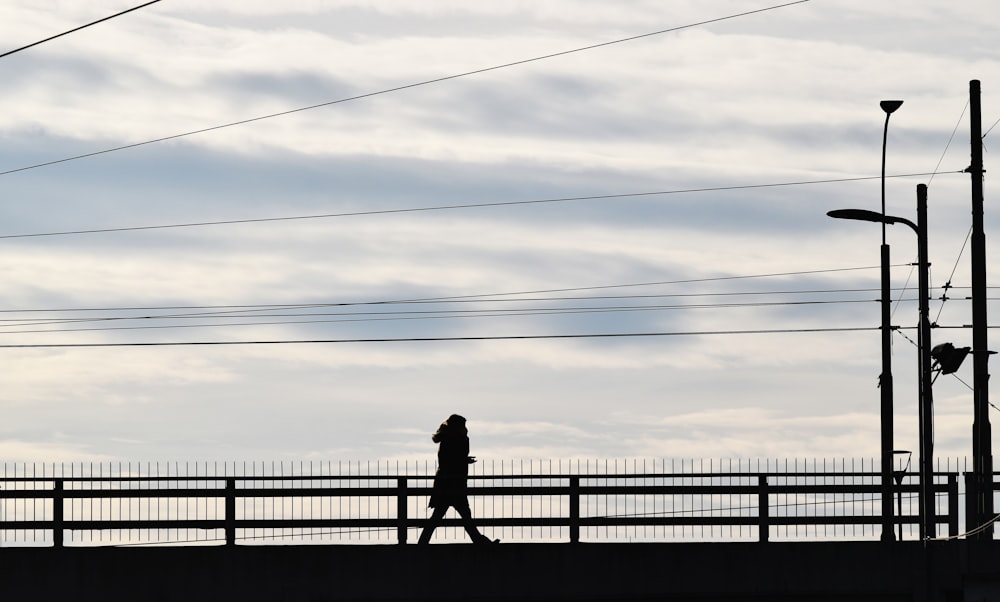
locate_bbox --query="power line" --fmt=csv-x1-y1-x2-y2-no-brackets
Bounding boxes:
0,286,892,317
0,294,885,324
0,1,162,59
0,263,962,335
928,100,973,322
0,265,903,317
0,327,880,349
0,0,812,179
0,264,928,334
2,295,889,322
8,281,969,319
364,265,919,303
984,116,1000,140
927,100,968,188
0,171,956,240
0,264,930,336
935,226,973,324
0,299,882,335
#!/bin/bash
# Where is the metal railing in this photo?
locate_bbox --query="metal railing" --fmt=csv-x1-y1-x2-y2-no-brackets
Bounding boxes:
0,458,983,546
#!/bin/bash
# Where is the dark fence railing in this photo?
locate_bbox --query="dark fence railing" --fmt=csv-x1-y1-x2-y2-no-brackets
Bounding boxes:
0,459,986,546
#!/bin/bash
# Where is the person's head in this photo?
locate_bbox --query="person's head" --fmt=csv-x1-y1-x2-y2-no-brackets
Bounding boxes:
432,414,468,441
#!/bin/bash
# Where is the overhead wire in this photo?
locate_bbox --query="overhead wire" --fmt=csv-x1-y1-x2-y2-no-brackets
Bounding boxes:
929,512,1000,542
984,116,1000,140
0,266,900,340
2,264,965,338
934,226,972,324
0,298,884,336
0,265,906,319
886,99,971,341
3,266,928,346
0,293,883,323
0,326,882,349
0,0,813,179
0,171,958,240
0,0,967,353
929,100,974,323
927,100,967,188
4,284,968,318
0,292,902,321
0,1,162,59
942,372,1000,413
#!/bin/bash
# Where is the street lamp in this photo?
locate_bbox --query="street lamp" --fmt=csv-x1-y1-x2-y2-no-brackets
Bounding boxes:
841,99,904,542
880,100,903,542
828,183,935,539
880,101,904,233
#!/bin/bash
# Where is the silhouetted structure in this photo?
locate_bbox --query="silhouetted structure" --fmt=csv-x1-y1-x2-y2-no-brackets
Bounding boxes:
417,414,497,545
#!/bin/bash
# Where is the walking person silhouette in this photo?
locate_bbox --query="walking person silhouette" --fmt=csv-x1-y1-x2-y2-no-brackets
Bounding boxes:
417,414,498,545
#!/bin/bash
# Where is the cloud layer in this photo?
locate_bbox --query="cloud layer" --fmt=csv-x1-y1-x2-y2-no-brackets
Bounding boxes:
0,1,998,465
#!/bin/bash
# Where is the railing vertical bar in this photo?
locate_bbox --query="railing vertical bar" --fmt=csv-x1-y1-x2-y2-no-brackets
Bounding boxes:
396,477,407,545
53,478,64,548
309,460,314,543
729,457,734,540
853,457,858,539
797,457,801,540
699,458,704,540
41,463,45,543
569,475,580,543
14,463,19,545
758,474,769,543
675,459,680,540
277,460,283,543
224,476,236,546
35,462,42,545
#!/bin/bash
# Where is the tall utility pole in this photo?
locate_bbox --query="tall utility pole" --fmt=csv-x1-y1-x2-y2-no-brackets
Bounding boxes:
968,79,994,537
916,184,934,540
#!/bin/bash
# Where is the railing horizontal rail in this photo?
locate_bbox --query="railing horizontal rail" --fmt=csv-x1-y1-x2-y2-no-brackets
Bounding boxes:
0,483,933,500
0,514,944,530
0,464,982,546
0,470,959,483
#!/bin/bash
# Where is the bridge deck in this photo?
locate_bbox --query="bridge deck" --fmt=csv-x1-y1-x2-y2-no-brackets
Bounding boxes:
3,540,999,601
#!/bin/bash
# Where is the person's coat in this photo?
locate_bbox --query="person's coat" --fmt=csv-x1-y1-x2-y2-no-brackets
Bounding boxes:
428,417,470,508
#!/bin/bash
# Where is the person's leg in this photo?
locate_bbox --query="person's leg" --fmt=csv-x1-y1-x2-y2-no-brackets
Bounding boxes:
417,506,449,544
454,503,494,543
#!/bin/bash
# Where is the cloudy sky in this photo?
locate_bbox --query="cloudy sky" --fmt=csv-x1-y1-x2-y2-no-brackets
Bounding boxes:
1,0,998,467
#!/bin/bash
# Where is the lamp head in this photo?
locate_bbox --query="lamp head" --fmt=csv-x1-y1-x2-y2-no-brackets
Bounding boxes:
880,100,903,115
827,209,891,224
828,208,918,233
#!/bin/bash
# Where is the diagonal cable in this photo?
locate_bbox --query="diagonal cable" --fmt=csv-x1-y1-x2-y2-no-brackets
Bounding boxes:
0,1,162,59
0,1,811,178
0,171,956,240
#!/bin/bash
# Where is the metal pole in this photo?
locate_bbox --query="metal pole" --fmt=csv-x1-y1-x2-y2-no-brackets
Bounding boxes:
880,243,895,541
878,101,902,542
917,183,935,539
968,79,994,537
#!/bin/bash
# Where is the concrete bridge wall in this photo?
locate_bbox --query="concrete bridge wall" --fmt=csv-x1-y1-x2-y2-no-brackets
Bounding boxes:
3,541,1000,601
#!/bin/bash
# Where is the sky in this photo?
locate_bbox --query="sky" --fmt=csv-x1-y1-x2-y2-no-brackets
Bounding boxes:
1,0,999,467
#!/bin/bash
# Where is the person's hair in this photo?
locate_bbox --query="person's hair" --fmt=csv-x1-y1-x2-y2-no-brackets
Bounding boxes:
432,414,467,442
